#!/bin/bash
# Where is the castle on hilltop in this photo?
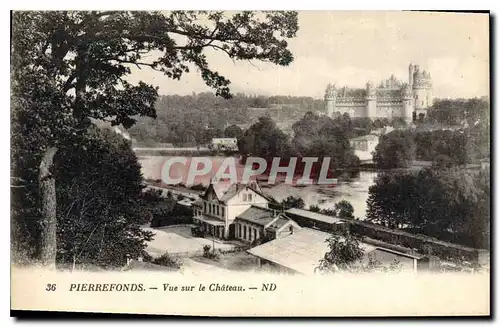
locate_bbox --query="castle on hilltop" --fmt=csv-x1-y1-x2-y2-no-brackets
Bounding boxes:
324,63,433,122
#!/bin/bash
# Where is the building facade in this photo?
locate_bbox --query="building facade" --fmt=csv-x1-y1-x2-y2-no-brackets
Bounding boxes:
192,182,270,239
234,207,301,244
325,63,433,122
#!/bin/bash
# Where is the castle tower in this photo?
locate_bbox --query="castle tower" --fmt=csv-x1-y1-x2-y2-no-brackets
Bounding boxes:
402,83,414,124
408,63,414,87
365,81,377,118
412,65,433,119
324,83,337,117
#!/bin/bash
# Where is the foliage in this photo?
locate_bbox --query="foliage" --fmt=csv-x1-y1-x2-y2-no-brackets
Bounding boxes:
149,199,192,228
414,125,489,165
351,117,375,137
316,231,365,273
152,251,181,269
334,200,355,219
375,122,490,169
366,168,490,249
11,10,298,264
238,116,294,158
427,97,489,126
373,118,391,129
190,183,208,191
224,124,244,139
202,245,220,261
309,205,321,213
55,127,155,267
292,112,360,168
127,94,330,146
280,196,305,210
316,231,405,274
373,130,416,169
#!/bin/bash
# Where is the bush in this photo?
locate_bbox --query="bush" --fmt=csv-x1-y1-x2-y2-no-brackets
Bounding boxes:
190,183,207,191
309,205,321,213
153,252,181,269
202,245,220,261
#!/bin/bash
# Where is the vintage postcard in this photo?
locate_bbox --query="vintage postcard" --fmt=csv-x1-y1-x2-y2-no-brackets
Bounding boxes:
10,10,490,317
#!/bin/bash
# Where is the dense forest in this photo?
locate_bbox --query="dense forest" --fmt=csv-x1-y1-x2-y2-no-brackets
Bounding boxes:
366,167,490,249
127,92,326,146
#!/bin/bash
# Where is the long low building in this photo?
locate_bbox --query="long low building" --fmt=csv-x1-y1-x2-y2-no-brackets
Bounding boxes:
248,228,427,275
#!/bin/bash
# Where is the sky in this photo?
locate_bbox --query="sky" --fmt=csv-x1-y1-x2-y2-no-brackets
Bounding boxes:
127,11,490,100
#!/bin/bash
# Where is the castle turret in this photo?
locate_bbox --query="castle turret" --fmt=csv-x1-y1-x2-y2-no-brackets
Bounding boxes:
408,63,414,87
365,81,377,118
324,83,337,117
412,64,433,120
402,83,414,124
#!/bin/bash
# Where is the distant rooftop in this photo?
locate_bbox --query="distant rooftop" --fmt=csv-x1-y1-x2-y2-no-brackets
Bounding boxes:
350,134,379,142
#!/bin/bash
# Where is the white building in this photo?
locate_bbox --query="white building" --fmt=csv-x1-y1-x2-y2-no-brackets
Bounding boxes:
192,181,300,243
210,138,238,151
193,182,269,239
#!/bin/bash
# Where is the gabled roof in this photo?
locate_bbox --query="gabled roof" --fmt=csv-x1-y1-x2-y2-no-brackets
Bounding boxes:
265,215,297,232
236,206,276,226
202,181,269,204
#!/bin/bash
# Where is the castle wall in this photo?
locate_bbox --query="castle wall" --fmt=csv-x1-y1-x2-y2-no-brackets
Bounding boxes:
334,99,366,117
375,101,405,118
329,97,411,119
324,63,431,122
414,88,428,109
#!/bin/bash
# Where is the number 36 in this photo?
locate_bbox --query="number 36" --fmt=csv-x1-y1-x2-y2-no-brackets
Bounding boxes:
46,284,56,291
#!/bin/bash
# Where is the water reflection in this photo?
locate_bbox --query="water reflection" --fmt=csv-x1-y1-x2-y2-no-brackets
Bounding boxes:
138,156,378,219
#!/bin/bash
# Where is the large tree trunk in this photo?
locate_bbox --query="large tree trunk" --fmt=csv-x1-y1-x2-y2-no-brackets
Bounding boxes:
38,146,58,269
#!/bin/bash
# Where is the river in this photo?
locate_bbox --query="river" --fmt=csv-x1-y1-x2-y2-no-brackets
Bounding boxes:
138,155,378,219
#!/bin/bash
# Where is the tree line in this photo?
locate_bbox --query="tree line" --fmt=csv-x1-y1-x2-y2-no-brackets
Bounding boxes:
374,123,489,169
366,167,490,249
127,93,328,147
